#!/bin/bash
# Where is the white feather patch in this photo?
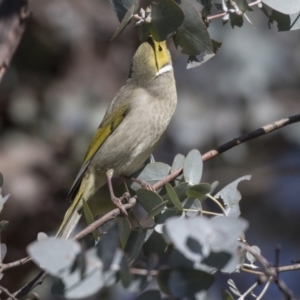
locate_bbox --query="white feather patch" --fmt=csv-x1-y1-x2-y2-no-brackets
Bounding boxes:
156,64,173,76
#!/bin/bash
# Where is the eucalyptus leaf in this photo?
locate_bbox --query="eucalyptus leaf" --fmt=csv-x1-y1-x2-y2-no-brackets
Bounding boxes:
37,232,48,241
202,251,231,269
169,249,194,269
136,189,164,213
171,153,185,174
221,289,235,300
111,0,139,40
227,279,241,296
269,10,300,31
173,2,214,56
214,175,251,217
158,268,214,298
246,245,261,264
27,238,81,277
120,253,131,288
183,149,203,185
164,216,248,264
148,200,169,218
0,189,9,213
198,0,213,18
187,53,215,69
150,0,184,41
116,216,131,249
143,230,168,257
0,221,8,233
125,228,147,265
52,248,104,299
97,224,119,271
130,162,171,191
186,183,211,200
136,290,162,300
82,199,98,240
1,243,7,262
183,198,201,218
110,0,138,22
262,0,300,14
166,183,183,211
236,0,253,12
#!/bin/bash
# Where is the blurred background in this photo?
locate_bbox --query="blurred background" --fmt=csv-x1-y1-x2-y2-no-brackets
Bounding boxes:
0,0,300,299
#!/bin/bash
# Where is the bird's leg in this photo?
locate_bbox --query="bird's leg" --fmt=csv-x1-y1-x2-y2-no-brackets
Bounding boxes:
106,169,128,216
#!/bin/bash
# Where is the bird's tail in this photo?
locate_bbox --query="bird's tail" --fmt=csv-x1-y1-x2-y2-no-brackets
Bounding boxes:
56,186,85,239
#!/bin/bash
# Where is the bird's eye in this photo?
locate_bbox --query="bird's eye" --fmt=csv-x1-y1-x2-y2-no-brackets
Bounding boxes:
158,45,163,52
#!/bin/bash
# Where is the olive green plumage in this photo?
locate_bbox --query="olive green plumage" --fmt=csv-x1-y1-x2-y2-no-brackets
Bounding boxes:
57,38,177,238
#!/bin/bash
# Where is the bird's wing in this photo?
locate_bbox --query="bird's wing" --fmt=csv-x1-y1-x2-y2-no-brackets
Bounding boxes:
67,98,131,200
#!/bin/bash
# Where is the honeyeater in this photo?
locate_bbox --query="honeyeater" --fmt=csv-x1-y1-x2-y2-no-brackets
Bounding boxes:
57,37,177,238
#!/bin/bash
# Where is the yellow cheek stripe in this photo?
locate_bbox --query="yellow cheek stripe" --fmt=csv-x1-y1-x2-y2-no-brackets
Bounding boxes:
153,40,171,71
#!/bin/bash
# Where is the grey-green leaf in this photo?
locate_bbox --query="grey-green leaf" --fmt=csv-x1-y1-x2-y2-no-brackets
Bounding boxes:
166,183,182,211
110,0,138,22
111,0,139,40
136,290,162,300
171,153,185,174
27,238,81,276
136,189,163,213
183,149,203,185
148,200,169,218
1,243,7,261
173,1,214,56
125,228,147,265
221,289,235,300
214,175,251,217
130,162,171,191
143,230,168,257
186,183,211,199
246,245,261,264
183,198,202,218
0,221,8,233
269,10,300,31
150,0,184,41
262,0,300,14
116,216,131,249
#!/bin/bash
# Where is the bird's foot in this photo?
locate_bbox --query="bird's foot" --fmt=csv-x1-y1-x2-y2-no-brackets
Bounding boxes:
111,193,130,216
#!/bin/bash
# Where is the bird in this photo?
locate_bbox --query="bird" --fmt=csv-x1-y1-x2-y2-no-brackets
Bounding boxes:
56,37,177,239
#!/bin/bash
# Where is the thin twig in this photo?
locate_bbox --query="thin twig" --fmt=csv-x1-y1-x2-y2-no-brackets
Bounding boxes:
130,268,158,276
202,114,300,162
0,284,18,300
240,281,259,299
73,197,136,240
206,194,226,215
0,257,31,272
242,244,294,300
207,0,262,21
257,279,272,300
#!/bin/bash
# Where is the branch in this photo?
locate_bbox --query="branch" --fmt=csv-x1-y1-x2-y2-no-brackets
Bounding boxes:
0,257,30,272
74,167,183,241
242,244,294,300
202,114,300,162
207,0,262,21
0,0,30,83
0,285,18,300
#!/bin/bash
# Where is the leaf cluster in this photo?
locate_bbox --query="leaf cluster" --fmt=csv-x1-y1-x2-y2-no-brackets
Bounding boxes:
109,0,300,68
27,150,252,299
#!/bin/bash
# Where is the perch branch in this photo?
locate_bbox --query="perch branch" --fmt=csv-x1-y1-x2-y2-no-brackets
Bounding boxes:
202,114,300,162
